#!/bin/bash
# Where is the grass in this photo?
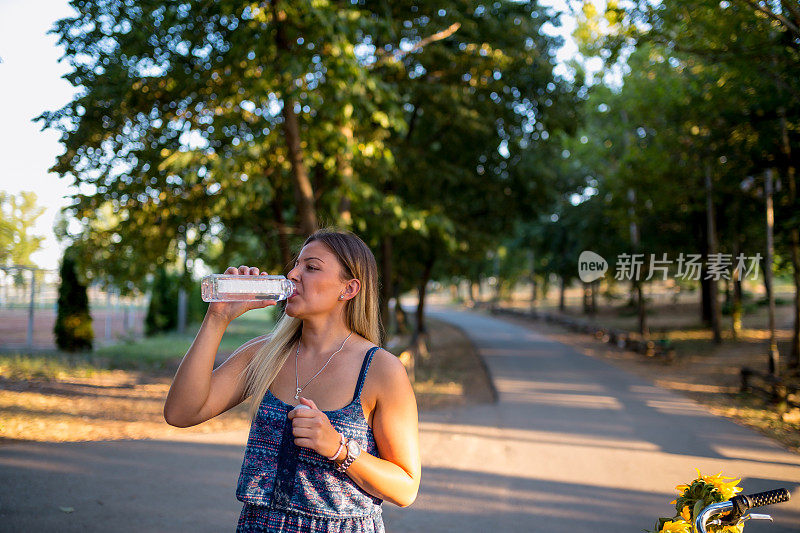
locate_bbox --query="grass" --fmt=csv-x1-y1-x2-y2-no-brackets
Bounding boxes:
0,353,106,381
1,308,276,377
0,314,494,442
94,307,276,370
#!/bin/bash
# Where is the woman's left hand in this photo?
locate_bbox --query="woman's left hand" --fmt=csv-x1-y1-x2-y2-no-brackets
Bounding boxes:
288,397,341,458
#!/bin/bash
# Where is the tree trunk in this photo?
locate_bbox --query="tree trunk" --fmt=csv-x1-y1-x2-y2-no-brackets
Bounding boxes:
582,282,590,314
379,236,393,336
272,1,317,236
271,188,292,269
529,250,537,310
627,287,637,309
469,280,478,305
699,213,712,325
700,277,712,325
413,255,435,341
724,278,731,309
636,282,648,339
541,274,549,302
732,243,743,340
790,223,800,373
629,188,648,339
393,288,408,335
337,123,354,228
281,102,317,235
583,282,594,315
765,169,780,375
590,280,597,315
705,163,722,344
559,277,566,312
780,111,800,371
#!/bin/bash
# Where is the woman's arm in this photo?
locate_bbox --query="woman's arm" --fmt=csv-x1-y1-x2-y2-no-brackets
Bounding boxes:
163,266,274,428
290,349,421,507
163,314,265,427
341,349,421,506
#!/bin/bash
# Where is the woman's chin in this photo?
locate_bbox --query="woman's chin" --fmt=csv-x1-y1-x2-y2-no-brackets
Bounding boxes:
284,302,303,318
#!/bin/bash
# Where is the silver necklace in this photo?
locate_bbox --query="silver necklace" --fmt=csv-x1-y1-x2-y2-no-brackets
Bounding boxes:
294,332,352,400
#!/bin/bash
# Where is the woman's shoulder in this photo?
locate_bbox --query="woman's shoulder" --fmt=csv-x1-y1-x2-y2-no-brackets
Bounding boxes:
365,345,411,387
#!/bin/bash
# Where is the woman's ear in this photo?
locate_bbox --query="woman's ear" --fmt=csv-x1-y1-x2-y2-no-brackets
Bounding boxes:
341,278,361,301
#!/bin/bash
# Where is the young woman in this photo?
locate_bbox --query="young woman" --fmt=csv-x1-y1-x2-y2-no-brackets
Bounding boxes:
164,229,420,532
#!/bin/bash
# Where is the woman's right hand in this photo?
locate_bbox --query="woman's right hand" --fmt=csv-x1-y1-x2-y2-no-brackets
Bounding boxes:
206,265,277,324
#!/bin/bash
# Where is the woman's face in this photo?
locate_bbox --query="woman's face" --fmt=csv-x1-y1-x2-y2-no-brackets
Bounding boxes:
284,241,351,319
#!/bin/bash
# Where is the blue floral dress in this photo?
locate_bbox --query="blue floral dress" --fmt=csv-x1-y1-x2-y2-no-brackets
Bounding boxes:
236,347,384,532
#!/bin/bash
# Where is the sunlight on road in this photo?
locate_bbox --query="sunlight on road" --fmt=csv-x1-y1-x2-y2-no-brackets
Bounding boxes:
395,310,800,532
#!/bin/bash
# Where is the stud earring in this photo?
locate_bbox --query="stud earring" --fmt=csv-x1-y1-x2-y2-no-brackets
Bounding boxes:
339,295,344,300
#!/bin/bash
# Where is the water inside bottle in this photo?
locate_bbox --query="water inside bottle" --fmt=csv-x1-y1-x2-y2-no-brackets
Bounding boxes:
201,275,295,302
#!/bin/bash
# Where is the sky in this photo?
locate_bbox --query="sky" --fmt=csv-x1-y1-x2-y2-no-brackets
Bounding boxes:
0,0,79,269
0,0,580,271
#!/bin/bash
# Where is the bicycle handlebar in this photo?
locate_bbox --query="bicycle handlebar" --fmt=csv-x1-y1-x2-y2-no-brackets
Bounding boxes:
733,488,791,509
695,488,790,533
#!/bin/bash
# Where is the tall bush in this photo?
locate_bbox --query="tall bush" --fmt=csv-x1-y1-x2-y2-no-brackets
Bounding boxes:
54,248,93,351
145,268,206,335
145,267,177,335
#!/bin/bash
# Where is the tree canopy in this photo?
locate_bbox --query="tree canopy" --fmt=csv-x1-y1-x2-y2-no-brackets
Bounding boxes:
41,0,576,329
0,191,45,267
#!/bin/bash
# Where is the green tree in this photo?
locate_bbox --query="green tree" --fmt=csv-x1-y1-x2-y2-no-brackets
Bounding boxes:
54,246,93,351
41,1,576,343
364,1,577,336
0,191,45,267
604,0,800,367
145,267,178,335
40,1,398,285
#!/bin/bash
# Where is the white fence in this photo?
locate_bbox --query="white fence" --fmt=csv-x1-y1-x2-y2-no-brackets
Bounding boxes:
0,266,147,350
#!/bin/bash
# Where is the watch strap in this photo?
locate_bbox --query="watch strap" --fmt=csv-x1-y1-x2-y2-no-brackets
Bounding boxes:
335,438,361,472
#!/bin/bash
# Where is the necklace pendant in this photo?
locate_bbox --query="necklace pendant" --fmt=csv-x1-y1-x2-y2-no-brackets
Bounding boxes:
295,388,301,400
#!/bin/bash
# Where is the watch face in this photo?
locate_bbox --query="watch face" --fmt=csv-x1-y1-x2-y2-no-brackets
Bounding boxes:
347,439,362,456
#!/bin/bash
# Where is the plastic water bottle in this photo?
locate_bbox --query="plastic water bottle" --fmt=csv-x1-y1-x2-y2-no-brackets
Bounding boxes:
200,274,296,302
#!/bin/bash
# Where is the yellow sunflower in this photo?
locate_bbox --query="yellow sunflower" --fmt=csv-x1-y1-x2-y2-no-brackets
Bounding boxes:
659,519,693,533
680,505,691,522
695,469,743,500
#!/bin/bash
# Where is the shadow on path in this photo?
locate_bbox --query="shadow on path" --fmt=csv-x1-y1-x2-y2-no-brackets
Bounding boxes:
0,435,247,533
384,465,800,532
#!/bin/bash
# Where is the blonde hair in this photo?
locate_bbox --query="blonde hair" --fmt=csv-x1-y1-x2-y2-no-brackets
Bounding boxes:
241,229,382,420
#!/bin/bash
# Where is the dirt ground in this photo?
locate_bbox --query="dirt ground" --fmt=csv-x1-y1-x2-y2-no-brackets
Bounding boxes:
0,318,493,443
500,313,800,453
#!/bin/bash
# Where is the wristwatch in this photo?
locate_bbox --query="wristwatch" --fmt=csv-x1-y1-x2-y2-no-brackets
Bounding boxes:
336,438,362,472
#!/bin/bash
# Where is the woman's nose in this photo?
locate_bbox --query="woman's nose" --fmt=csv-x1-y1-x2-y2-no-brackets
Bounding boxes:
287,265,300,282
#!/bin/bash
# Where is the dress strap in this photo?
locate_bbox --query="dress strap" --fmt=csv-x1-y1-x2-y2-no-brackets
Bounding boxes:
352,346,379,402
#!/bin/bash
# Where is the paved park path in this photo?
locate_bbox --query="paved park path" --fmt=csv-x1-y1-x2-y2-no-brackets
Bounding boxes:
383,309,800,531
1,309,799,532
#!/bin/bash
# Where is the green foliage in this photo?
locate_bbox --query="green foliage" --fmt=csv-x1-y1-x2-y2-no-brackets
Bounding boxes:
54,247,94,352
0,191,45,267
145,267,177,336
144,267,207,336
362,1,577,300
485,0,800,303
40,0,577,331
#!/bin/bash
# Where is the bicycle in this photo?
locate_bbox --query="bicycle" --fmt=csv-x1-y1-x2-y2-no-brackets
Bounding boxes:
695,488,791,533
